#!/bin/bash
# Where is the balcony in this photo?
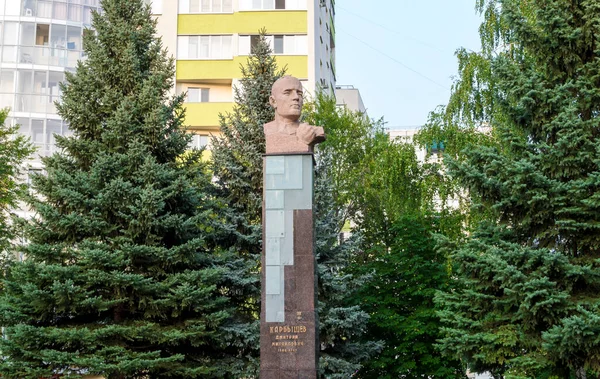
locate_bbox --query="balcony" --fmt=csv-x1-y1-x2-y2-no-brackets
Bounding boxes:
177,56,308,81
178,11,308,35
183,102,234,129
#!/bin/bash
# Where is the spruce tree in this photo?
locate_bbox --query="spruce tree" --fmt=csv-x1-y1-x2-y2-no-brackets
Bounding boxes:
435,0,600,377
0,108,34,269
0,1,248,377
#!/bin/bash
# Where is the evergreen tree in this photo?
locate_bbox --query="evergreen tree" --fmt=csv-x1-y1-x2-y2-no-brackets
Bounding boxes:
0,109,34,269
435,0,600,377
354,215,467,379
0,1,249,377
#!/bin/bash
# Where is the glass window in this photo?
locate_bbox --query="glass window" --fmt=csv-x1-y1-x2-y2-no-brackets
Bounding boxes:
250,35,260,53
16,118,30,137
33,71,47,95
38,1,52,18
51,24,67,49
188,87,209,103
3,22,18,45
17,70,33,94
275,0,285,9
179,35,232,59
82,6,93,24
274,35,283,54
210,35,222,58
53,1,67,20
20,22,35,46
36,24,50,46
47,119,61,154
67,26,82,50
201,0,210,12
189,134,209,149
22,0,36,16
0,70,14,93
189,0,200,12
31,119,45,148
5,0,22,16
48,71,63,101
68,4,82,21
199,36,209,58
222,35,231,58
188,36,198,58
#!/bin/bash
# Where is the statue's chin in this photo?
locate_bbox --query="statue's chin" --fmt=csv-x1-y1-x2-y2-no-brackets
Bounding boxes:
279,112,301,120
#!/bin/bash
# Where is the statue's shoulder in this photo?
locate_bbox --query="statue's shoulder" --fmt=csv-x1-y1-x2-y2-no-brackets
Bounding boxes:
264,121,278,135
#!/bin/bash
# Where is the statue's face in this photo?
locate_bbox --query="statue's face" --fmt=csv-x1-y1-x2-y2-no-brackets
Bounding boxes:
270,77,304,120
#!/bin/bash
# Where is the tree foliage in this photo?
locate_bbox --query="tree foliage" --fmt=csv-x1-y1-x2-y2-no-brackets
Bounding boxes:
0,109,34,267
353,215,467,379
305,94,467,377
0,1,252,377
435,0,600,377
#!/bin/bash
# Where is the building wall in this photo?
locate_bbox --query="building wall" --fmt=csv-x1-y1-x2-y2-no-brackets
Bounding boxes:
148,0,335,142
335,85,365,113
0,0,101,169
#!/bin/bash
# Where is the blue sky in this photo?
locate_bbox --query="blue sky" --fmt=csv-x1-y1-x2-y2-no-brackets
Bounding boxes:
335,1,483,129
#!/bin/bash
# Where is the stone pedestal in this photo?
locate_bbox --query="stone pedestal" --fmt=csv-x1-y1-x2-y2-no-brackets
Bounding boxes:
261,153,318,379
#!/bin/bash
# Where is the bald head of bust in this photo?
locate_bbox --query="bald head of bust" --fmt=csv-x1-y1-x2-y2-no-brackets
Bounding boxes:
269,76,304,124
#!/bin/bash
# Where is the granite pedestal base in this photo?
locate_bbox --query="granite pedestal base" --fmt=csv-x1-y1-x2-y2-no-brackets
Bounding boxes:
261,154,318,379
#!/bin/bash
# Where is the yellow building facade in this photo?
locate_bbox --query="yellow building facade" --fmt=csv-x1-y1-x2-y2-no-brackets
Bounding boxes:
147,0,336,148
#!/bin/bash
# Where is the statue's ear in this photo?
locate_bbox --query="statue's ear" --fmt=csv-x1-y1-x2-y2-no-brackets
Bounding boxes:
269,95,276,108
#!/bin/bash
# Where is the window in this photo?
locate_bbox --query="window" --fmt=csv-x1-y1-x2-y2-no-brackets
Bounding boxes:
187,87,209,103
177,35,232,59
37,1,53,18
180,0,232,13
36,24,49,46
274,35,283,54
240,35,307,55
239,0,305,10
143,0,163,14
188,134,209,149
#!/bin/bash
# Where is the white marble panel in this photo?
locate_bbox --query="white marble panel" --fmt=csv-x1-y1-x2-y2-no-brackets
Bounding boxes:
265,266,281,295
265,238,281,265
265,156,285,174
265,210,285,238
265,190,284,209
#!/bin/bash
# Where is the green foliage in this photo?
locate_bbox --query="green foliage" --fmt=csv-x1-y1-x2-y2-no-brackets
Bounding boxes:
0,108,34,267
354,215,466,379
435,0,600,377
306,93,426,247
306,93,469,377
0,1,253,377
313,143,383,378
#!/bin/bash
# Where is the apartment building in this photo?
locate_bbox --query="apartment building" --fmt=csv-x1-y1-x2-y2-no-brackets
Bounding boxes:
0,0,100,168
147,0,336,149
335,84,365,114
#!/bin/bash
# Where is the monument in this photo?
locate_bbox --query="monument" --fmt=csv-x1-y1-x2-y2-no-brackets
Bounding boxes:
260,76,325,378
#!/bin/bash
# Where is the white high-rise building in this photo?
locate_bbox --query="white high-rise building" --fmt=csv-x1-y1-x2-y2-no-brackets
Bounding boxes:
0,0,101,167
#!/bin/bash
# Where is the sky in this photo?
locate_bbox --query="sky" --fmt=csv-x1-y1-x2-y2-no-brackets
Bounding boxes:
334,1,483,130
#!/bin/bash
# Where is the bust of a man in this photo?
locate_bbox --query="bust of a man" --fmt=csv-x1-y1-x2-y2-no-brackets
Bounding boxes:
264,76,326,154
